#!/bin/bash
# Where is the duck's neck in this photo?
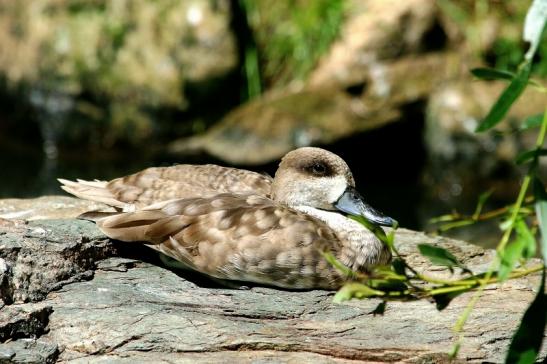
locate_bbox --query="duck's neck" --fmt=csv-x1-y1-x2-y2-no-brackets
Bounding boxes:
292,205,391,271
292,206,365,233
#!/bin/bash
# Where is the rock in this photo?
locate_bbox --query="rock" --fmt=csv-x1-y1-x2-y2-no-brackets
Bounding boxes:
170,88,391,165
0,0,237,144
170,52,461,165
0,218,115,303
0,196,110,221
309,0,439,88
0,197,544,362
0,304,52,342
0,339,59,364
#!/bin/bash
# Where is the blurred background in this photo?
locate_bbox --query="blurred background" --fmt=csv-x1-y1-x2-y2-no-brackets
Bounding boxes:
0,0,546,247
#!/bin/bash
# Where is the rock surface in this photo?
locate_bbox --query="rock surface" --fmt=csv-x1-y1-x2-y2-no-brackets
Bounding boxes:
0,197,545,363
0,196,111,221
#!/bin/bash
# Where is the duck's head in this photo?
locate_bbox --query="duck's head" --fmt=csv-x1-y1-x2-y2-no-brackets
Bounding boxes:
271,147,396,227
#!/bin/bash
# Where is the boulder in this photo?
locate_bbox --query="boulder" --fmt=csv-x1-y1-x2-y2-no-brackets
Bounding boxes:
0,196,545,363
0,0,237,144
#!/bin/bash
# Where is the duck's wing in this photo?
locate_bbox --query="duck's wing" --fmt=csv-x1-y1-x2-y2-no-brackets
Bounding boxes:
59,164,273,209
96,194,344,289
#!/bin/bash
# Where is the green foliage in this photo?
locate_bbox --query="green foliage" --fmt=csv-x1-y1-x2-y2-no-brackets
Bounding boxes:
418,244,470,273
471,67,514,81
515,148,547,164
475,62,532,132
320,251,355,279
491,38,528,72
498,220,536,281
240,0,344,88
333,282,385,303
520,113,544,130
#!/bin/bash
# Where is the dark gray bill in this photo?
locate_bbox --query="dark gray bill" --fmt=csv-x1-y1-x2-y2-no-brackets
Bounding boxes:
334,186,397,227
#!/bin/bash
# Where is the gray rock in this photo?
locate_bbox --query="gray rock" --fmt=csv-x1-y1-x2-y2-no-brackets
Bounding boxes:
0,218,115,303
0,304,52,342
309,0,438,88
0,339,59,364
0,198,544,363
0,197,111,221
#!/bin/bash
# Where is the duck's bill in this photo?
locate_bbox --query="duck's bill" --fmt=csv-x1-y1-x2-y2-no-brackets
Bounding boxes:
334,186,397,227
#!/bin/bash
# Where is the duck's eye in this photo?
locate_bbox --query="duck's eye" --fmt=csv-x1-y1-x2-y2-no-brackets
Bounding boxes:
310,162,327,175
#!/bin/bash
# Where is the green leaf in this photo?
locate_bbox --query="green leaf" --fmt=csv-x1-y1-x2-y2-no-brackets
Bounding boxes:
498,241,524,282
505,269,546,364
320,251,355,278
471,67,514,81
333,282,385,303
417,244,470,273
498,220,536,281
520,114,544,131
499,218,514,231
472,189,494,219
534,177,547,262
515,148,547,164
475,62,532,132
515,219,537,259
349,215,393,250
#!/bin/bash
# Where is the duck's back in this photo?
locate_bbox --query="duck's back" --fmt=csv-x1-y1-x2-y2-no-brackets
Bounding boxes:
59,164,273,209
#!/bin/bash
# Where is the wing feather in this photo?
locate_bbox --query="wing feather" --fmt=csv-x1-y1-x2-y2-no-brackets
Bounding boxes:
97,193,344,289
59,165,273,209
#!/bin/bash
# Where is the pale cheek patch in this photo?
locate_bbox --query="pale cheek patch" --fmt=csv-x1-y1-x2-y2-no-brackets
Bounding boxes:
325,176,348,204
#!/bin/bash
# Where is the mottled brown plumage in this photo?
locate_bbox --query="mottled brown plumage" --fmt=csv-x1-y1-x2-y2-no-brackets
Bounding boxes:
59,147,394,289
59,164,272,210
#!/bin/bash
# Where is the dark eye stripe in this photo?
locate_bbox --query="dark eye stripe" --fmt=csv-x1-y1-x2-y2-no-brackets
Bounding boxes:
300,161,333,177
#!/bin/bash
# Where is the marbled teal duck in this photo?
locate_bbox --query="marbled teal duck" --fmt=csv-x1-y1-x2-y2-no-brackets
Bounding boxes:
59,147,396,289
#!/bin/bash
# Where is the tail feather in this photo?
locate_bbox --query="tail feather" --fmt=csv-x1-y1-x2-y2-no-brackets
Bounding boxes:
97,209,168,242
58,178,126,208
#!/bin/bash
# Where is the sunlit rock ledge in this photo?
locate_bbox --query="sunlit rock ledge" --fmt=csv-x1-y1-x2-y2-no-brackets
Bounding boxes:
0,196,545,363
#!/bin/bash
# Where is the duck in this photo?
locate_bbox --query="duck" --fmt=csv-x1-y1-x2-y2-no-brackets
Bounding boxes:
58,147,396,289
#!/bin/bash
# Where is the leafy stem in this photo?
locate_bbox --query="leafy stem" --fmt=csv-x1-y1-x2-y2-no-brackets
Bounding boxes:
451,105,547,356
